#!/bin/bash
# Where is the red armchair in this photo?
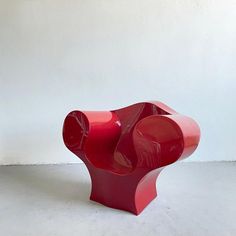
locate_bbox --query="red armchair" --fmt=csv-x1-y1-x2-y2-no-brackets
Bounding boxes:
63,101,200,215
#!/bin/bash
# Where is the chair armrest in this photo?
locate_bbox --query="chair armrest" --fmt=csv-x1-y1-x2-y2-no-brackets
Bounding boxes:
63,110,121,165
133,114,200,169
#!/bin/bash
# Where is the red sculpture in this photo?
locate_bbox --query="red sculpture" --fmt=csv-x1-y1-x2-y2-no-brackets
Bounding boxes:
63,101,200,215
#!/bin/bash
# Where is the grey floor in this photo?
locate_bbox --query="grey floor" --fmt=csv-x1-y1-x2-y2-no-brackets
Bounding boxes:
0,162,235,236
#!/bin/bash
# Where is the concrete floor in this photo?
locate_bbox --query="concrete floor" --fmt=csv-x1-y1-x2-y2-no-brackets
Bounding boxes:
0,162,235,236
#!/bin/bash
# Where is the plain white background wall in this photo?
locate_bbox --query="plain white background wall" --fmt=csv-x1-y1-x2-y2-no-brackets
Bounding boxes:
0,0,235,165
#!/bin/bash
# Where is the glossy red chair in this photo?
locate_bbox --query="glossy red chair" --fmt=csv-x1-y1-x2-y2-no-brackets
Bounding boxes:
63,101,200,215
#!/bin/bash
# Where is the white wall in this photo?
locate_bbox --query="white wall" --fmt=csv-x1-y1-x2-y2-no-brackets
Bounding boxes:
0,0,235,165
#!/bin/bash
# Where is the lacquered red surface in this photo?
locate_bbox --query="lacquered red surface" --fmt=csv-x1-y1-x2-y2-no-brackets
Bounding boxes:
63,101,200,215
